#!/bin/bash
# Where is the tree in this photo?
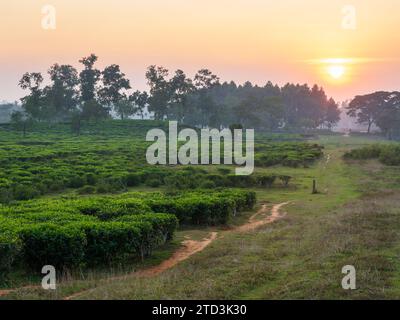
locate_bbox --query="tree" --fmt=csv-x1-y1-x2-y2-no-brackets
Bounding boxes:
130,90,148,119
188,69,221,127
145,66,171,120
374,92,400,139
79,54,101,103
19,72,44,120
169,69,194,122
114,95,134,120
81,99,109,122
10,111,33,137
45,64,79,119
309,85,328,128
194,69,220,89
347,92,389,133
233,95,283,129
98,64,131,115
324,98,341,130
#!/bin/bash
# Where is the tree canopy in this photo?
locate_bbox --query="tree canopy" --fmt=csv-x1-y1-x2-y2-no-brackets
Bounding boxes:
17,54,341,132
347,91,400,138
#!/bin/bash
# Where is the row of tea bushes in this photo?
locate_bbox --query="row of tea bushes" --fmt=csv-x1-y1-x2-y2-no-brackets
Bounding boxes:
160,170,292,190
0,162,292,203
74,190,256,225
0,213,178,273
0,189,256,225
343,144,400,165
0,189,255,274
255,142,323,167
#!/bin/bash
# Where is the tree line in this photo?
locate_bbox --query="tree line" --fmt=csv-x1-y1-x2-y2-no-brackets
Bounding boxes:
347,91,400,139
13,54,341,133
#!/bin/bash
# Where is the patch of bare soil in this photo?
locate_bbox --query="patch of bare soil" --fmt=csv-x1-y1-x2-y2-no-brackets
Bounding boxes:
234,202,289,232
136,231,218,277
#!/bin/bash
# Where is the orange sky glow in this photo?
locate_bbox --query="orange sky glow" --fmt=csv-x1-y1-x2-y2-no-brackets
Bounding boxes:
1,0,399,102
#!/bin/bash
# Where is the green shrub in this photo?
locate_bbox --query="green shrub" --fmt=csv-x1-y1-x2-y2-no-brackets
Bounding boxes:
257,175,276,187
279,175,292,187
67,175,86,188
19,224,86,270
0,233,21,276
217,168,231,175
343,144,383,160
114,213,178,254
344,144,400,166
199,180,216,189
78,185,96,194
76,198,151,220
146,195,236,225
379,146,400,165
85,173,97,186
74,221,143,264
226,175,256,187
126,173,142,187
145,178,162,188
13,185,40,201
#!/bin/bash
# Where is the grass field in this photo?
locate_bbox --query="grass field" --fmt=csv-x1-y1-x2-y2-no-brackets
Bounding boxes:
1,125,400,300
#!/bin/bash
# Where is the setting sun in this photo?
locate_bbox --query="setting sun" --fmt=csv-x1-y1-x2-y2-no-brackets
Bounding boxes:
327,65,346,79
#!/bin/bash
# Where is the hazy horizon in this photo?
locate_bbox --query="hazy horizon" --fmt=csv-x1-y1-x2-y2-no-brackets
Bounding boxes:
1,0,399,103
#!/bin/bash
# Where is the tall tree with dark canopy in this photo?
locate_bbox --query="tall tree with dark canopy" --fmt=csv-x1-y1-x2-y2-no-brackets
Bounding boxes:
145,65,171,120
373,92,400,139
19,72,44,120
188,69,221,127
324,98,341,129
169,69,194,122
79,54,101,103
130,90,149,119
114,95,135,120
45,64,79,119
98,64,131,115
347,92,389,133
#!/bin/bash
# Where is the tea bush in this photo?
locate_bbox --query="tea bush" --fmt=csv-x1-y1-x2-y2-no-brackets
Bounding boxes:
0,232,21,276
344,144,400,166
0,189,252,273
19,224,87,270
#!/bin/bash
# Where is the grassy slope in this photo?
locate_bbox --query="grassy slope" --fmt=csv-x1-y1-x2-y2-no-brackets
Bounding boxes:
4,135,400,299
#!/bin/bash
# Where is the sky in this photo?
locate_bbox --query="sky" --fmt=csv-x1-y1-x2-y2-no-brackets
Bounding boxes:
1,0,399,103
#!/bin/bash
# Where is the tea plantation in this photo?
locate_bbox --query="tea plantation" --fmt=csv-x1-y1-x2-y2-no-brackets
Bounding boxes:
0,120,323,278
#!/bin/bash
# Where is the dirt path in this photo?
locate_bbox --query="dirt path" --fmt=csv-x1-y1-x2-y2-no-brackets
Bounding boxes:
234,202,289,232
2,202,290,300
136,231,218,277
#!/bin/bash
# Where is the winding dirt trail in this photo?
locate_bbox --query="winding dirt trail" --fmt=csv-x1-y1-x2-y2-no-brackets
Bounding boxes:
135,231,218,277
234,202,289,233
1,202,290,300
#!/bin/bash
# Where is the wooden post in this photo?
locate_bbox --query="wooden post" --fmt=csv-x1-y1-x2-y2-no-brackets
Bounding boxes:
312,179,317,194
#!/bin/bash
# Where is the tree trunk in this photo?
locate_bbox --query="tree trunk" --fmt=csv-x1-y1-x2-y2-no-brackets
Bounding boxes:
367,121,372,134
